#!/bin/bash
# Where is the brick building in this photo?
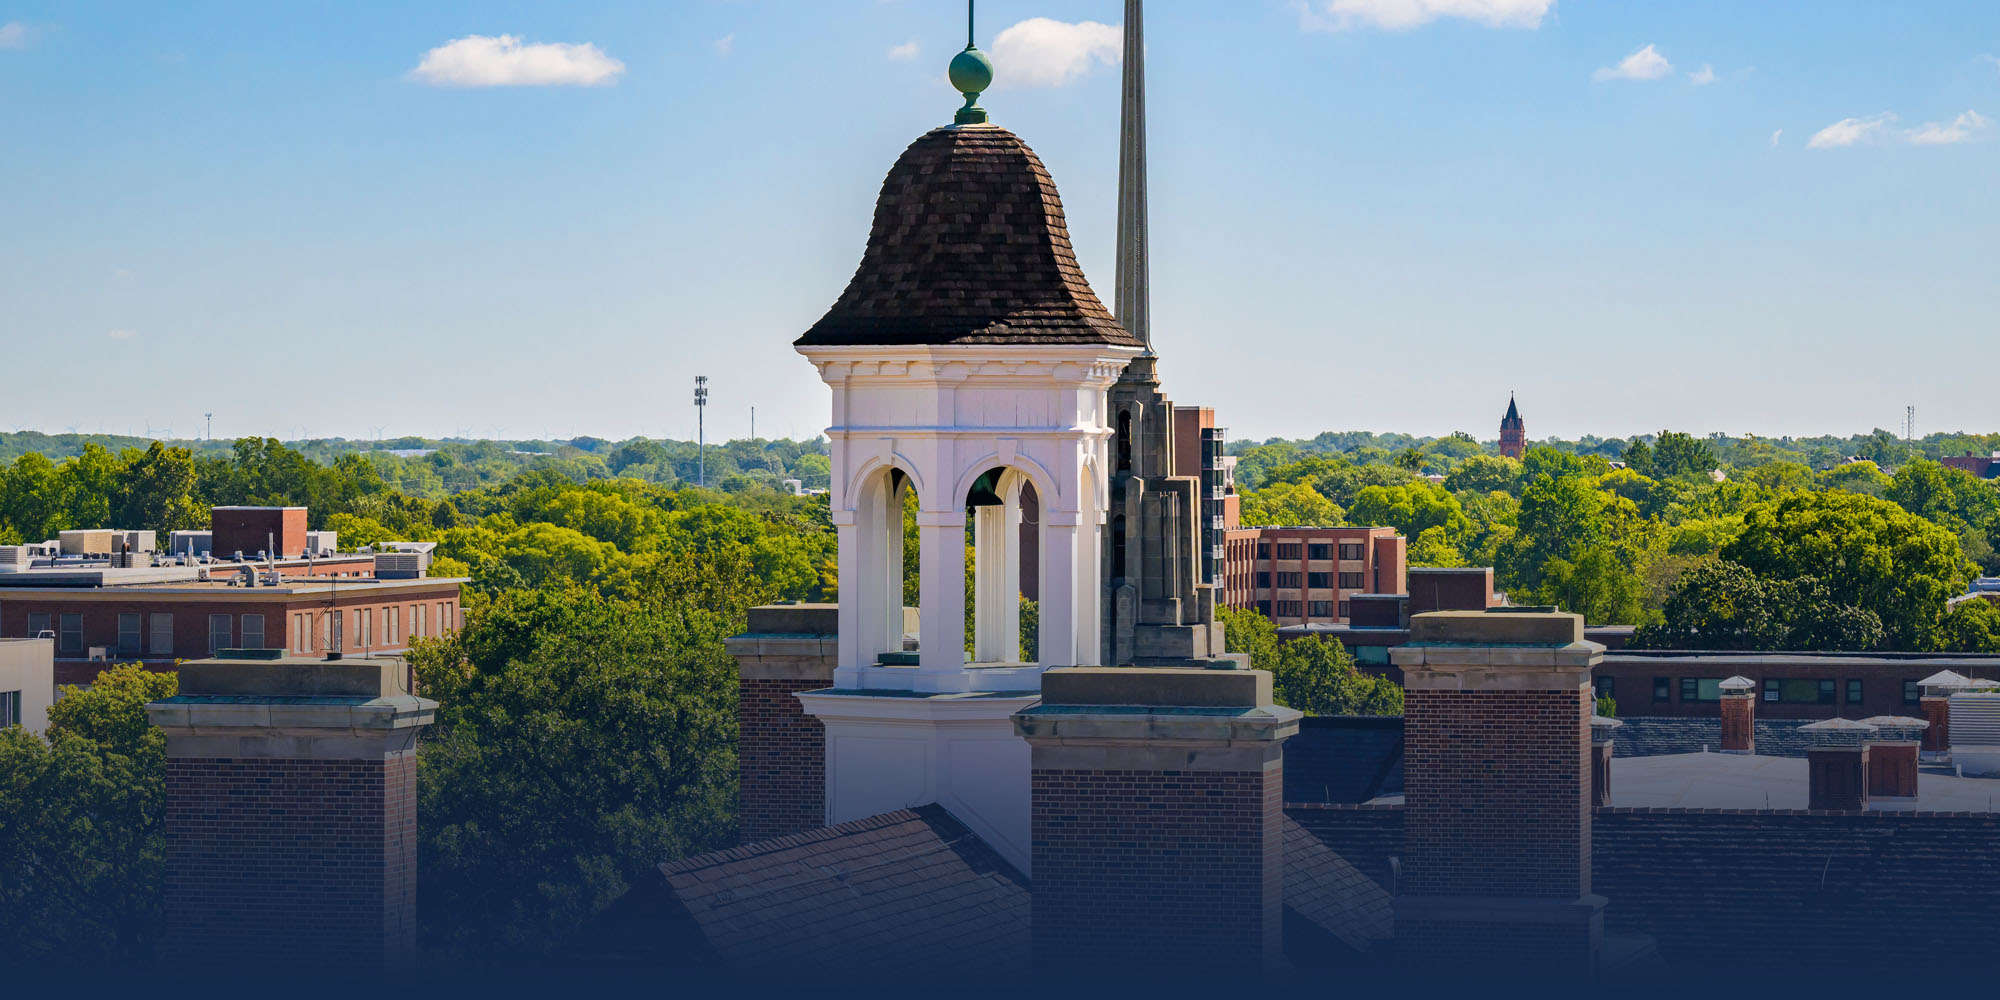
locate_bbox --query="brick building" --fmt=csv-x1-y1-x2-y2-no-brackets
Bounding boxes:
1588,650,2000,720
1221,525,1407,627
1943,451,2000,479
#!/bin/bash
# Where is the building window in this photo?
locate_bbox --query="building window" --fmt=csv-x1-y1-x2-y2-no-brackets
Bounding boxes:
150,613,173,655
1681,678,1724,702
59,614,82,654
1846,679,1863,705
1339,543,1365,560
331,611,345,650
1338,572,1365,589
1307,543,1333,561
294,614,309,653
1256,601,1273,617
1255,542,1270,559
1904,680,1921,705
360,609,372,649
1654,677,1671,702
1276,572,1302,589
27,612,50,639
1275,543,1302,560
242,614,265,650
386,606,399,645
117,614,142,656
1308,600,1334,618
1275,600,1303,618
1307,572,1333,589
0,690,18,728
415,604,427,638
1763,678,1835,704
1338,600,1350,618
1255,572,1271,588
1595,677,1615,701
208,615,232,655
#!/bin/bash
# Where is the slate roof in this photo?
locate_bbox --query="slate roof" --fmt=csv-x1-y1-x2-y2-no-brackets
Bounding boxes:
1280,816,1393,953
796,124,1142,350
1609,716,1818,758
659,805,1029,977
1283,716,1404,804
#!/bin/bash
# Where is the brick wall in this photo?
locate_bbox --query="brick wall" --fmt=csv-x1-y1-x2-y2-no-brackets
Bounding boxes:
1285,805,2000,973
1031,765,1282,974
1403,688,1591,898
164,752,417,963
737,676,826,843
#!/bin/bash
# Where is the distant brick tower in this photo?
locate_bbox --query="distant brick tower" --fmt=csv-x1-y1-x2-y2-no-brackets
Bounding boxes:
1499,394,1527,459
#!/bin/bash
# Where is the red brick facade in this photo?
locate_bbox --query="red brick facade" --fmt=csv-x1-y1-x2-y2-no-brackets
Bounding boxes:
737,676,828,843
211,506,308,560
1403,688,1592,899
1220,525,1407,626
164,752,418,964
1922,696,1950,751
1029,764,1283,974
1720,690,1755,752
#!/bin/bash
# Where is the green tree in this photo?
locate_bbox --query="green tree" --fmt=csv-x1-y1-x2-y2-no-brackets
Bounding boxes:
1634,559,1885,652
1722,491,1970,649
1442,455,1523,496
0,451,71,541
1272,635,1404,717
1648,430,1717,480
1238,481,1345,528
1347,481,1471,546
0,664,177,966
1533,546,1646,625
1938,600,2000,653
114,442,204,536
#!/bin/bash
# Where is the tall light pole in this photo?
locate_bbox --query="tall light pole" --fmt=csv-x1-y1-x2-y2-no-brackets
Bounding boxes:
205,412,213,441
694,376,709,487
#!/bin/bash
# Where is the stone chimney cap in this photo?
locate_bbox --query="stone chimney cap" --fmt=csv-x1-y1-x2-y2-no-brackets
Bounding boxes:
1918,670,1974,691
1590,715,1624,729
1858,715,1931,730
1800,717,1879,732
1718,675,1756,692
1406,610,1583,646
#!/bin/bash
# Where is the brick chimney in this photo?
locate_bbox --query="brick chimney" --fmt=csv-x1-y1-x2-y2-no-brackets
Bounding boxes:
1916,670,1971,761
1388,610,1605,980
1802,717,1877,811
726,604,838,842
1013,666,1300,978
1590,715,1621,809
1718,675,1756,754
146,653,434,969
1860,716,1927,799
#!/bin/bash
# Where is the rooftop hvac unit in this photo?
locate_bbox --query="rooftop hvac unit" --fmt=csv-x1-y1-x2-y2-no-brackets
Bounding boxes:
1949,691,2000,778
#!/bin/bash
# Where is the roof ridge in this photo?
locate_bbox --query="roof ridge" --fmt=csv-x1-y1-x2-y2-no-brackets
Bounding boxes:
660,809,925,876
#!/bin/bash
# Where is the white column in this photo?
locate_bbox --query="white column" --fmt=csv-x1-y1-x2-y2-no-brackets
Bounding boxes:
1074,507,1102,665
833,507,866,673
1039,509,1079,668
1002,487,1023,662
972,504,1009,663
915,510,967,690
883,482,906,657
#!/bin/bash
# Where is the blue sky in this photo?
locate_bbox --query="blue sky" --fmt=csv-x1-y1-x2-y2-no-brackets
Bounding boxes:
2,1,1995,445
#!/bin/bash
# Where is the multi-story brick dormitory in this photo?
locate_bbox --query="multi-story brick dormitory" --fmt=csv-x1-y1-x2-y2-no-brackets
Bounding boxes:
0,506,464,685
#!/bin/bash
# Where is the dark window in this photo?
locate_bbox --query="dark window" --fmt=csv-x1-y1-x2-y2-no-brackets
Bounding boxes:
1338,600,1350,618
59,614,82,654
117,614,141,656
1275,600,1303,618
27,612,50,639
1846,679,1863,705
1275,543,1302,560
208,614,232,655
1307,572,1333,589
1763,678,1836,704
1653,677,1671,702
1308,543,1334,560
1276,572,1302,589
1255,542,1271,559
150,614,173,654
243,614,265,650
1904,680,1921,705
1595,677,1615,701
1339,543,1365,560
1256,602,1273,617
1308,601,1334,618
1255,572,1271,588
1682,677,1724,702
0,690,17,727
1338,572,1365,589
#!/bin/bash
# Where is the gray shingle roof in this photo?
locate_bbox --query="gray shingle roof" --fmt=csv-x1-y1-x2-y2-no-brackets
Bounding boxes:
659,805,1029,977
1280,817,1393,953
1609,716,1818,758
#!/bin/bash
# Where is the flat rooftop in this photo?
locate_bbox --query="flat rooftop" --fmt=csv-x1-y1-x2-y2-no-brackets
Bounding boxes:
1612,752,2000,812
0,568,465,594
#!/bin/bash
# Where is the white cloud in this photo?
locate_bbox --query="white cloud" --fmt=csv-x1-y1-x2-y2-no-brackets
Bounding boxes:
0,21,29,49
713,34,734,58
992,18,1121,87
1295,0,1554,31
107,329,136,341
1807,112,1895,149
1593,44,1673,82
888,40,920,62
1906,109,1990,145
1689,64,1716,86
1769,128,1783,148
408,35,625,87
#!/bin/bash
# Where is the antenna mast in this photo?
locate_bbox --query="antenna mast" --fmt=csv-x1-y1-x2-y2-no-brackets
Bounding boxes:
695,376,710,487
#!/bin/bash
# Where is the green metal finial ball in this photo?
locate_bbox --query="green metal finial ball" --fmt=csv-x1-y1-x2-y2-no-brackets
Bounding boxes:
949,45,994,96
949,46,993,125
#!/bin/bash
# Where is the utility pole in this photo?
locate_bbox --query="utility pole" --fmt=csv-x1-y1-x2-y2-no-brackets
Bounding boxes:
204,412,213,441
695,376,710,487
751,406,756,443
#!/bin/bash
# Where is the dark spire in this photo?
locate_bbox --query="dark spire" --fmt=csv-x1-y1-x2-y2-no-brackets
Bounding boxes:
1503,394,1521,425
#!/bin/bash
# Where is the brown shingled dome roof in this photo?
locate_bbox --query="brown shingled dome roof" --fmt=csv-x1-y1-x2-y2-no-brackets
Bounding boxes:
796,124,1141,349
